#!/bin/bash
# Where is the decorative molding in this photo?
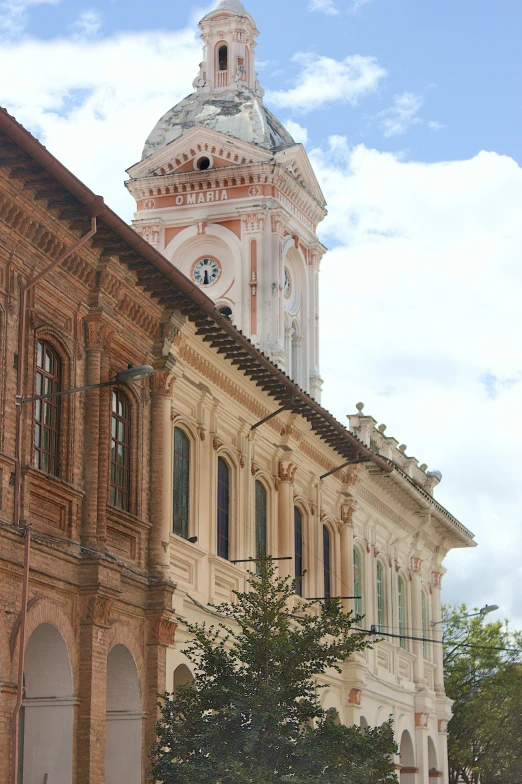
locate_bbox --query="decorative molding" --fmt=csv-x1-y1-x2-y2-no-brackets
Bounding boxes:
438,719,448,734
356,485,417,537
213,435,222,451
271,212,287,238
148,617,177,647
84,320,114,351
134,222,161,247
198,426,207,442
348,688,362,706
415,712,429,728
149,369,175,396
82,595,114,627
241,212,265,233
411,556,423,574
278,462,297,483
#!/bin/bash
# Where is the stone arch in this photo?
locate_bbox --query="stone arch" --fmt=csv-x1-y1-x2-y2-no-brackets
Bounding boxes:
399,729,416,784
10,597,78,687
360,715,369,730
21,622,75,784
105,644,143,784
107,626,146,707
321,689,343,725
173,663,195,695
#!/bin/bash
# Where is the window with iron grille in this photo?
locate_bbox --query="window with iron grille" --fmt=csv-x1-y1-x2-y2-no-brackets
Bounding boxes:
323,525,332,600
173,427,190,538
255,480,267,568
353,547,362,617
217,457,230,560
34,341,61,476
294,507,303,596
110,390,131,511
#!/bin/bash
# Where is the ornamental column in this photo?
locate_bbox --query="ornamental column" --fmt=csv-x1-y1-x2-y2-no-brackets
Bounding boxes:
149,367,175,577
339,502,356,614
270,212,288,365
278,459,296,581
432,569,445,695
83,318,111,548
308,246,324,401
411,556,424,686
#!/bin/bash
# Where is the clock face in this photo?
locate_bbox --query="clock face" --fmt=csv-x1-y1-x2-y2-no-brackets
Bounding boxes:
193,257,221,287
284,268,291,298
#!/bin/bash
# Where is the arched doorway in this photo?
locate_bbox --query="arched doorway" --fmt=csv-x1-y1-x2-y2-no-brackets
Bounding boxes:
428,736,439,776
105,645,142,784
399,730,416,784
21,623,74,783
173,664,194,694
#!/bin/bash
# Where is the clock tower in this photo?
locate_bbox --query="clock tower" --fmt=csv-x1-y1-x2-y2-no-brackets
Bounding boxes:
126,0,327,400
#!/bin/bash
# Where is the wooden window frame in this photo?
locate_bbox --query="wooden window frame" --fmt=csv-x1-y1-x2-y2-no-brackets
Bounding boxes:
173,426,191,539
217,456,230,560
294,506,304,597
110,389,131,512
34,340,61,477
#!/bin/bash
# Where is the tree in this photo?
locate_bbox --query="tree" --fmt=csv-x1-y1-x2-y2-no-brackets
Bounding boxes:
443,604,522,784
151,559,398,783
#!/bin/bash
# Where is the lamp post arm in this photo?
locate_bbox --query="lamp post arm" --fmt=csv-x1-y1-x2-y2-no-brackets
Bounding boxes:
19,378,115,404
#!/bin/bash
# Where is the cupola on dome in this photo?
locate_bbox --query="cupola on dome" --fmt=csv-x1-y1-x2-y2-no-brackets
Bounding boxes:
140,0,295,160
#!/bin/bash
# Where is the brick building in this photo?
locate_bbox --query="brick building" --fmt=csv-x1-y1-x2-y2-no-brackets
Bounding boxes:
0,5,475,783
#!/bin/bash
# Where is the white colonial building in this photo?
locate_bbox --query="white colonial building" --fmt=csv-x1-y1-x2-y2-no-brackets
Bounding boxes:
123,2,476,782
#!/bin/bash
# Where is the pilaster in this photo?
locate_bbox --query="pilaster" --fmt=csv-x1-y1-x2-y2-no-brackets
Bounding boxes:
277,457,296,582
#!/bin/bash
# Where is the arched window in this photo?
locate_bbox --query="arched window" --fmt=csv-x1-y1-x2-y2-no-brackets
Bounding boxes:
291,319,301,384
255,480,267,566
219,306,233,320
217,457,230,560
173,427,190,539
398,576,406,649
353,547,362,617
422,591,430,660
110,390,131,511
376,561,385,632
294,507,303,596
323,525,332,600
34,340,61,476
218,44,228,72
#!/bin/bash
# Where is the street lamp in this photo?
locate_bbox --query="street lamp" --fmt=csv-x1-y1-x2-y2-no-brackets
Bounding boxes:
18,364,155,404
431,604,499,627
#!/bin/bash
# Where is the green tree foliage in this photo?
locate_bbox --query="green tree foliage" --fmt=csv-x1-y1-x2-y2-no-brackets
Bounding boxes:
151,560,397,783
443,604,522,784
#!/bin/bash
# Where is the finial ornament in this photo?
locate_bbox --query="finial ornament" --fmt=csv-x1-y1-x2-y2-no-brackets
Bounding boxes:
356,402,364,413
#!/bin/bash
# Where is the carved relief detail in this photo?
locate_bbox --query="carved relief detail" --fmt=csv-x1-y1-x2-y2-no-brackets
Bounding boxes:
83,595,114,626
149,370,175,396
438,719,448,734
241,212,266,233
85,320,114,351
415,712,429,728
149,617,177,647
278,462,297,483
411,556,423,573
134,223,161,247
271,212,287,238
432,570,443,588
348,688,362,706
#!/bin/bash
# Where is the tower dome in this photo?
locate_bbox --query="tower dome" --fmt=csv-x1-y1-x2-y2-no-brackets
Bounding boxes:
141,1,295,160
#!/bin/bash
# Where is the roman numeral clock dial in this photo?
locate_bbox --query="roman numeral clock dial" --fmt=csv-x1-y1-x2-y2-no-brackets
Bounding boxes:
192,257,221,286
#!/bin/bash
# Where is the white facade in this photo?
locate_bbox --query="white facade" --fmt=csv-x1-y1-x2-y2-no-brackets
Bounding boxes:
126,0,326,399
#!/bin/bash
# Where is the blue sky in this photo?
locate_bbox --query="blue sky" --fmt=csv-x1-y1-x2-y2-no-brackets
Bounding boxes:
18,0,522,166
1,0,522,627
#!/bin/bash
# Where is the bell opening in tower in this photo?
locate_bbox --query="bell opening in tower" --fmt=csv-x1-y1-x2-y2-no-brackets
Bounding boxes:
218,45,228,72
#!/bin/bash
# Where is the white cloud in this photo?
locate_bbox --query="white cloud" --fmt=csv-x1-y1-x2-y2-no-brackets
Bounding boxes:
266,53,387,113
311,137,522,628
0,0,60,41
308,0,339,15
428,120,446,132
350,0,373,11
283,119,309,145
377,91,423,137
0,29,201,215
71,10,102,41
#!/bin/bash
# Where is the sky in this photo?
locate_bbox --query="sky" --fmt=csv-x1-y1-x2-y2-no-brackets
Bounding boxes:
1,0,522,628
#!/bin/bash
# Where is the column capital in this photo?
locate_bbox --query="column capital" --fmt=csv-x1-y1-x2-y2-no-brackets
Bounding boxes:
278,461,297,484
84,318,114,351
149,368,175,396
148,616,177,647
411,556,423,574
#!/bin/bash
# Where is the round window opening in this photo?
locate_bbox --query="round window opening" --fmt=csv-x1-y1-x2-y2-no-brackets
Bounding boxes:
219,306,233,320
196,156,211,171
